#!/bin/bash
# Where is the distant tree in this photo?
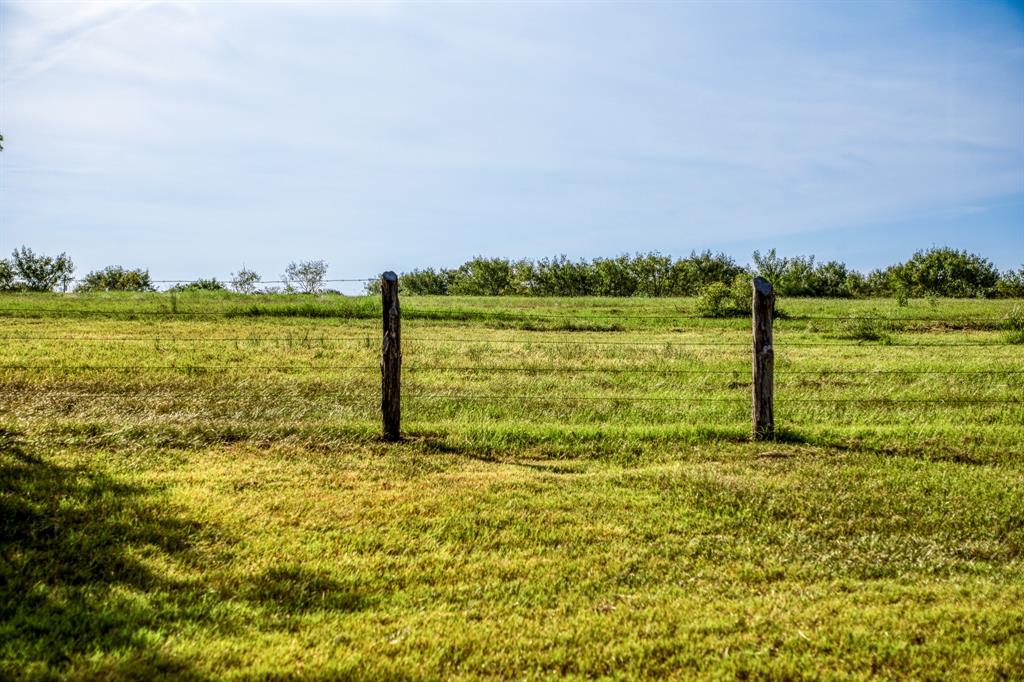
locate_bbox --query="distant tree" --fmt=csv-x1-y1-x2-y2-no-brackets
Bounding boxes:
369,248,1012,300
695,273,752,318
399,268,456,295
865,268,894,296
169,278,225,292
668,251,742,296
282,260,328,293
230,267,262,294
76,266,154,292
449,257,516,296
750,251,853,297
11,246,75,292
812,260,852,297
0,133,4,151
844,270,872,298
0,259,15,290
751,249,789,289
777,255,817,295
592,255,639,296
995,266,1024,299
529,255,592,296
891,248,1000,298
629,252,673,297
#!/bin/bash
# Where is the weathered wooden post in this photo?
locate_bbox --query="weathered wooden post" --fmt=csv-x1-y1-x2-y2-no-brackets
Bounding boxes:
752,276,774,440
381,271,401,441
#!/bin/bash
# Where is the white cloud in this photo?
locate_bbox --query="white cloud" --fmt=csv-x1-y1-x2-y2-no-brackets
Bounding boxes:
1,0,1021,279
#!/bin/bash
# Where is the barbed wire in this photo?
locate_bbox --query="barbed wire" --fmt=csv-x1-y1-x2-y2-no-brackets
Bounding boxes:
399,309,1016,323
2,362,1023,375
60,277,377,284
1,333,1021,348
0,308,362,317
1,300,1020,429
0,335,376,342
1,388,1018,405
0,363,378,371
392,394,1024,404
0,306,1017,324
405,366,1024,375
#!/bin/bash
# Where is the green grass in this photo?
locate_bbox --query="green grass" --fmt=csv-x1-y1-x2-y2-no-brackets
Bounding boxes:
1,292,1022,679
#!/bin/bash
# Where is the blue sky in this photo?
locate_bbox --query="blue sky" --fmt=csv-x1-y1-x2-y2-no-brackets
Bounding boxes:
1,0,1022,290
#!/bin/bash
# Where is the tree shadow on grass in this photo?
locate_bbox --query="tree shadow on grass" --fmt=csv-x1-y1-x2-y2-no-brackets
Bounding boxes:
0,427,372,678
0,427,208,677
241,566,371,614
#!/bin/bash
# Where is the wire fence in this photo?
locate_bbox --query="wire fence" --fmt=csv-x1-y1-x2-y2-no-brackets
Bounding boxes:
59,277,378,285
2,362,1024,377
1,293,1022,435
0,306,1015,322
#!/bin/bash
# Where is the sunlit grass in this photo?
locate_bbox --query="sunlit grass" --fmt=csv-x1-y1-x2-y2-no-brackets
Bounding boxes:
1,292,1022,678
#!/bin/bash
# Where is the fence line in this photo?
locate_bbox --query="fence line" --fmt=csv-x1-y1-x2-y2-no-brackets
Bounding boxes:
2,274,1023,442
60,277,377,284
1,333,1021,349
2,362,1023,376
0,307,1017,323
2,387,1018,406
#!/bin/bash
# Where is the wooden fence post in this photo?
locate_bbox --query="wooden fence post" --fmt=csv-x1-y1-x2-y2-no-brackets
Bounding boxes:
381,271,401,441
752,276,774,440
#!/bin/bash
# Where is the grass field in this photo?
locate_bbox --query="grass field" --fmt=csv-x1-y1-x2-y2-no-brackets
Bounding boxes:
1,291,1022,679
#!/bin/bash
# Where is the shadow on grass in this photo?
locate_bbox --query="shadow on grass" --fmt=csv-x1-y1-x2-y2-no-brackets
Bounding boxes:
414,424,1007,468
0,427,373,677
241,566,370,614
0,428,206,676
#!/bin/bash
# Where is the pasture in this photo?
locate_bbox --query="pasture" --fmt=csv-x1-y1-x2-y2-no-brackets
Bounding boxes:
1,292,1022,679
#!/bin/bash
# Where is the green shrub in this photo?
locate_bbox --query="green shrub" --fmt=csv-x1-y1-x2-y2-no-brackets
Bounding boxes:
528,256,593,296
448,257,518,296
400,268,457,295
695,282,731,317
729,273,753,315
889,248,1000,298
750,249,852,297
669,251,744,296
696,273,752,318
995,267,1024,298
76,266,154,292
169,279,225,292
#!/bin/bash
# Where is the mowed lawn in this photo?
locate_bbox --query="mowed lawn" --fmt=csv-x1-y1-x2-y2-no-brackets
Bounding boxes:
1,292,1022,679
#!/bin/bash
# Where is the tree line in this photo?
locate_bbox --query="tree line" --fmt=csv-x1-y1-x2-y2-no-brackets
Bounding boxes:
1,245,1022,299
0,248,331,294
375,248,1024,299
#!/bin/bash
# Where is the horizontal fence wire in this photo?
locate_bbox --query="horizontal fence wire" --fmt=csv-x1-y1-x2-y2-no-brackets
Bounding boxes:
393,310,1018,323
0,363,378,371
59,277,377,284
374,395,1024,404
0,307,1017,323
405,367,1024,375
1,389,1019,405
0,335,379,342
1,334,1021,348
2,362,1023,375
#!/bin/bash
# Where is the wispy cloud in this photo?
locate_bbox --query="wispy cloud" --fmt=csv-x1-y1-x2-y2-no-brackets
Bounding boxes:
1,0,1021,280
